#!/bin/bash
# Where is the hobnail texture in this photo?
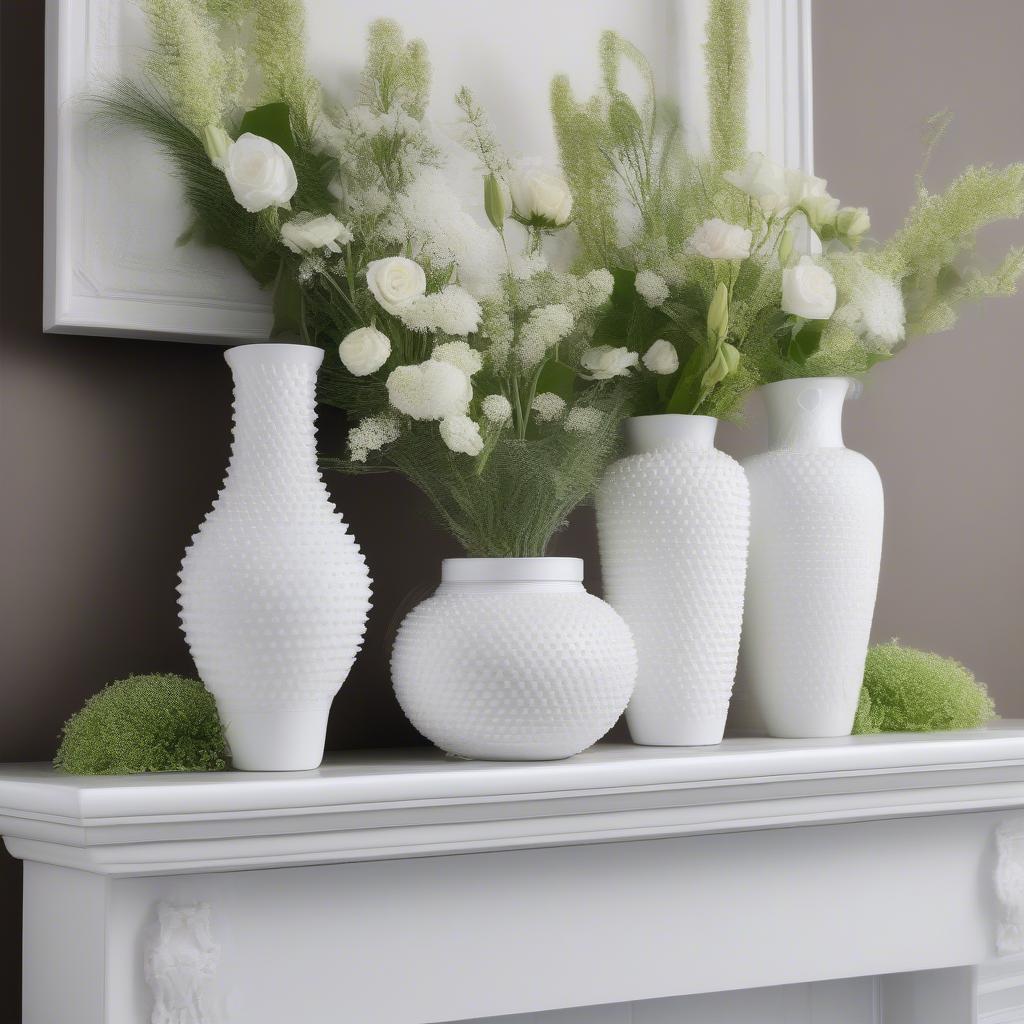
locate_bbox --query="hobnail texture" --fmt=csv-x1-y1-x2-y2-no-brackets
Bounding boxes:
597,417,750,745
391,558,637,760
178,344,372,770
738,379,884,738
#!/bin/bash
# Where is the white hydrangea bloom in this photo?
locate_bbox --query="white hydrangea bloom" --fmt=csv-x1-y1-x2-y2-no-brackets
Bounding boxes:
585,269,615,303
398,285,483,336
836,267,906,349
439,415,484,456
481,394,513,424
348,414,400,463
635,269,669,307
564,406,604,434
518,304,576,366
531,392,567,422
386,359,472,421
432,340,483,376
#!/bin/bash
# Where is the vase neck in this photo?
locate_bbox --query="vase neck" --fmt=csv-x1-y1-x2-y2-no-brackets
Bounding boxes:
624,414,718,456
223,344,325,489
438,557,585,595
761,378,850,450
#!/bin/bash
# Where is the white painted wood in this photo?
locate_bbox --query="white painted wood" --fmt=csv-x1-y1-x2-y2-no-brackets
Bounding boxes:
978,955,1024,1024
9,728,1024,1022
43,0,813,343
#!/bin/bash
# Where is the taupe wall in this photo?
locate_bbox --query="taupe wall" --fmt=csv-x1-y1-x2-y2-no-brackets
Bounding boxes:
1,0,1023,1006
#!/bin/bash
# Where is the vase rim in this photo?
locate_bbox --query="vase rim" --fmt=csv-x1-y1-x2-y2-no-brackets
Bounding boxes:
758,376,853,396
625,413,719,423
441,557,584,584
225,343,324,370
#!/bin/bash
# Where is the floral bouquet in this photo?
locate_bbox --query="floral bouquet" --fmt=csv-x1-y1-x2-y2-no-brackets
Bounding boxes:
551,0,1024,419
102,2,627,558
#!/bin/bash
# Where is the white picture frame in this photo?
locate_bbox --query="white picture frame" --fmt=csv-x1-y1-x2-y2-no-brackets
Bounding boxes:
43,0,812,344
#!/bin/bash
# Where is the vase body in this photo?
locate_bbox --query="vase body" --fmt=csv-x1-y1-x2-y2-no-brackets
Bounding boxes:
391,558,637,760
178,344,372,771
740,377,883,738
596,415,750,746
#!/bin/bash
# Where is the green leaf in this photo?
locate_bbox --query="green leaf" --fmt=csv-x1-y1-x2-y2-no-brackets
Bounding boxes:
784,318,825,365
483,173,506,232
238,102,296,156
665,348,705,414
536,359,576,402
271,259,302,339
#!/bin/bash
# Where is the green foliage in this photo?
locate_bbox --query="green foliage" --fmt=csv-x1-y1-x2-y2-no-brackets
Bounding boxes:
139,0,245,133
252,0,321,140
54,674,228,775
360,19,431,119
852,642,996,735
704,0,749,176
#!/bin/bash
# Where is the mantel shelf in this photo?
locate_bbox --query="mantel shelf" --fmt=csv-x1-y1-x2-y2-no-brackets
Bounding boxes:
2,723,1024,876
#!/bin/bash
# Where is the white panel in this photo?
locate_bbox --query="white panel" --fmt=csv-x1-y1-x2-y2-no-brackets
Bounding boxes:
978,956,1024,1024
44,0,813,343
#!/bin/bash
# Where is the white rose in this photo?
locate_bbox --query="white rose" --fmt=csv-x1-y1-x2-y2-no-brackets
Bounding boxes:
508,163,573,227
338,327,391,377
439,415,484,456
281,213,354,255
221,133,297,213
642,339,679,375
366,257,427,315
688,218,752,260
782,257,837,320
723,152,789,213
386,359,472,421
580,345,639,380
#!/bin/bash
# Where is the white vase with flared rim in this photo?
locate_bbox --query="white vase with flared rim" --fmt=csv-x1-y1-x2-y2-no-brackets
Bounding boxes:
738,377,884,738
178,343,373,771
391,556,637,760
597,414,750,746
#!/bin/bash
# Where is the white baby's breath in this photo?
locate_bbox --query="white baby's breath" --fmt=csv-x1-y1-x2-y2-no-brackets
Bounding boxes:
836,267,906,349
531,392,566,422
348,414,400,463
481,394,513,424
564,406,604,434
432,340,483,376
635,270,669,307
386,359,472,421
399,285,482,336
439,415,484,456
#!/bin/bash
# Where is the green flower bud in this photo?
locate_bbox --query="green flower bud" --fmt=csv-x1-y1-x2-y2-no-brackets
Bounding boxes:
202,124,232,168
701,341,741,391
778,227,795,266
836,205,871,239
707,282,729,342
800,193,840,233
483,173,506,233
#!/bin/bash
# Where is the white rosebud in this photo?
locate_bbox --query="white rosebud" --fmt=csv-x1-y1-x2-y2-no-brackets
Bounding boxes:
221,133,297,213
642,339,679,375
281,213,354,255
723,152,789,213
338,326,391,377
202,125,231,168
386,359,472,421
635,269,669,308
799,193,841,233
580,345,639,380
836,206,871,239
782,257,837,320
531,392,567,422
439,415,484,456
432,340,483,377
785,168,830,207
564,406,604,434
508,162,573,227
366,257,427,315
688,218,752,261
482,394,513,424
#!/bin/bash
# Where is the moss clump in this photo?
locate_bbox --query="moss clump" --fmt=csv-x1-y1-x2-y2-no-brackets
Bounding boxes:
853,642,996,735
54,674,228,775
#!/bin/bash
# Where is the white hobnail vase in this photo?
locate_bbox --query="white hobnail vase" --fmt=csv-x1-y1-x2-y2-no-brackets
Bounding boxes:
391,557,637,760
596,415,750,746
178,343,373,771
739,377,883,738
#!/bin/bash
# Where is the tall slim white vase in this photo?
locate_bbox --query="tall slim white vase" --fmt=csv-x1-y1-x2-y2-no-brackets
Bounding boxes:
741,377,884,738
178,343,373,771
597,415,750,746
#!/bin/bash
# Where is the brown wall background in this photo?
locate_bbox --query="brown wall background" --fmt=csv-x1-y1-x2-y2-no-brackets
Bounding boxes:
1,0,1023,1009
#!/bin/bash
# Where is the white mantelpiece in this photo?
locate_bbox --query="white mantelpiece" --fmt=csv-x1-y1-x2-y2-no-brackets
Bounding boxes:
4,726,1024,1023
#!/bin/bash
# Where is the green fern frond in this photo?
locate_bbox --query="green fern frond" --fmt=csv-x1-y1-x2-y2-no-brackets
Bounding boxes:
253,0,321,139
704,0,749,175
361,19,431,119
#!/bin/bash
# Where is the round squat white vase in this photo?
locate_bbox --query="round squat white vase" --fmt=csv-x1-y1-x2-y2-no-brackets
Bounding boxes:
597,415,750,746
740,377,883,738
391,557,637,760
178,343,373,771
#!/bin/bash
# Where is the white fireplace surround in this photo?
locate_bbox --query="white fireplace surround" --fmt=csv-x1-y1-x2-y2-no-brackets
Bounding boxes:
3,725,1024,1023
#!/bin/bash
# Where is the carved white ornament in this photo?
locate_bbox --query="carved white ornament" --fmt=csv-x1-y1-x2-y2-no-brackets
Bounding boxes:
145,902,221,1024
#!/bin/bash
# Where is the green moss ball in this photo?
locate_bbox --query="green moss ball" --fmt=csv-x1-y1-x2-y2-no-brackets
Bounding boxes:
853,642,996,735
54,674,229,774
